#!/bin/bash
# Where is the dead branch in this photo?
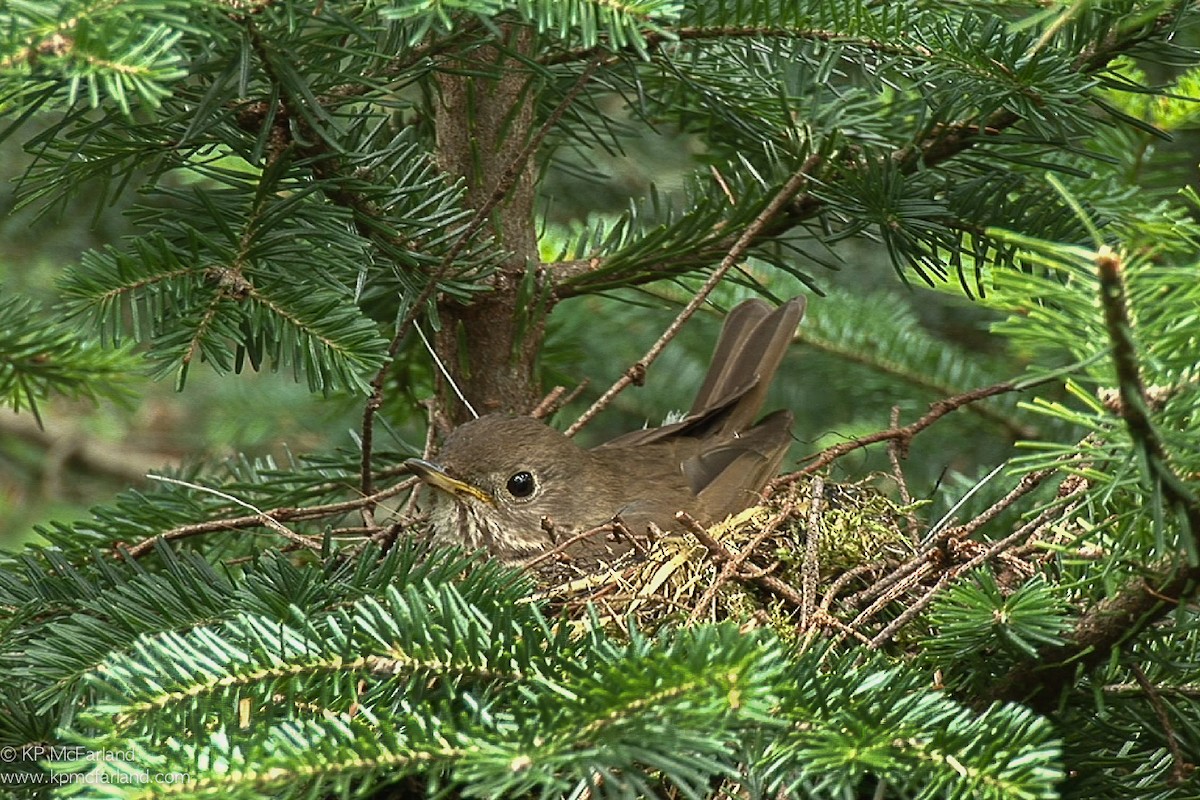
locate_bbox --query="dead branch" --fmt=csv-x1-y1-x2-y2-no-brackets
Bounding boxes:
565,155,822,436
774,381,1023,486
121,477,416,558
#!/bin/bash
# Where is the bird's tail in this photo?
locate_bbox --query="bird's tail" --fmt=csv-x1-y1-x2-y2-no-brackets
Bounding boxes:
684,296,805,514
600,296,805,448
688,295,806,435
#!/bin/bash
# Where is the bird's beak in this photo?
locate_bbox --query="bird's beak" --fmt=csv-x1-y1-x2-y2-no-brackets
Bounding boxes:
404,458,494,505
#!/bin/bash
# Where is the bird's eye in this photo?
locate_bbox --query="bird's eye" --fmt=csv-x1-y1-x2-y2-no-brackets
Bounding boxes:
506,470,536,499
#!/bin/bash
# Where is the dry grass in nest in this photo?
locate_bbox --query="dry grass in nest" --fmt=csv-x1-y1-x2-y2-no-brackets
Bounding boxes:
531,474,920,638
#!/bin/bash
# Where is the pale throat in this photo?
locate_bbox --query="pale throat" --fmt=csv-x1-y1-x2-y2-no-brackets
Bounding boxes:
425,492,549,559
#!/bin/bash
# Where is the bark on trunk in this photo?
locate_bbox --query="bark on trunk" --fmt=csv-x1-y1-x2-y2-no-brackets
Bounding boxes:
433,27,544,424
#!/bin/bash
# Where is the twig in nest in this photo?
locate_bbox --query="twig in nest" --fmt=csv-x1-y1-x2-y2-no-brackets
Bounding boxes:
677,511,807,611
610,517,649,557
845,467,1050,611
806,610,876,648
931,468,1052,546
922,462,1008,545
841,470,1083,647
521,521,621,569
844,553,929,611
684,503,794,625
886,406,921,540
839,561,935,644
819,562,884,616
799,476,825,628
868,488,1086,649
800,563,885,650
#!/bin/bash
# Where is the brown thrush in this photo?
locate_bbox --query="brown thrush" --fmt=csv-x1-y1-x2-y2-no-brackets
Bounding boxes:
405,296,805,566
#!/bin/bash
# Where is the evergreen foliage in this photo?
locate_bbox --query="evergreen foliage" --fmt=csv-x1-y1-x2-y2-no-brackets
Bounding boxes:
1,1,1200,799
0,293,138,423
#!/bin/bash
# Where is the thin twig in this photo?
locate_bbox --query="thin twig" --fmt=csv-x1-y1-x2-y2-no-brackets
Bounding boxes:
843,553,927,611
848,462,1059,614
143,475,323,554
799,476,825,627
124,477,417,558
566,154,822,437
868,494,1084,649
528,380,589,421
775,381,1022,486
401,399,446,521
1130,663,1193,786
807,610,876,648
1103,683,1200,698
844,467,1051,615
932,468,1052,545
803,562,886,650
684,503,793,625
521,522,621,569
529,386,568,419
819,562,883,615
610,517,649,557
530,381,591,421
922,462,1009,545
842,561,935,640
886,406,920,540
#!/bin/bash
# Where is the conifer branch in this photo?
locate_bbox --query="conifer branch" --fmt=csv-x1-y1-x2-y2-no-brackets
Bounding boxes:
146,475,323,553
1129,662,1193,786
542,25,936,66
550,3,1194,297
239,23,408,255
989,247,1200,712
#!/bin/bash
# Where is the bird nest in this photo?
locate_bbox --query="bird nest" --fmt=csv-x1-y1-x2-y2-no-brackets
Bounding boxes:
531,475,920,636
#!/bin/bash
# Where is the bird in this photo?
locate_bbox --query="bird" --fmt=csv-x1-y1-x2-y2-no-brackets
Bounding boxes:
405,296,805,568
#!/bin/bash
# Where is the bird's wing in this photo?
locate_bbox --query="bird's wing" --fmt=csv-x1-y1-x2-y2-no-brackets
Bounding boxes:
690,409,793,517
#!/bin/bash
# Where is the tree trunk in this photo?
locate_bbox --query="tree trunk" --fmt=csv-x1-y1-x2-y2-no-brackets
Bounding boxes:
433,27,545,424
